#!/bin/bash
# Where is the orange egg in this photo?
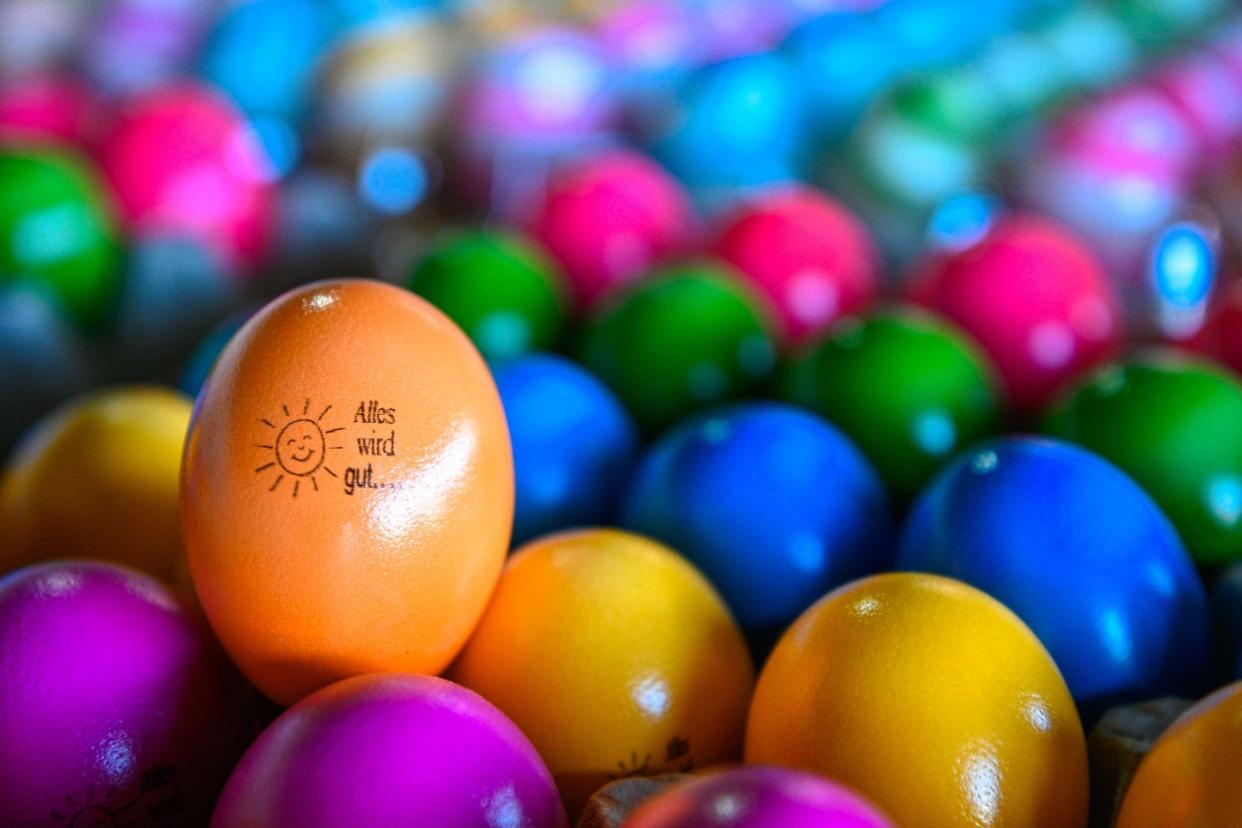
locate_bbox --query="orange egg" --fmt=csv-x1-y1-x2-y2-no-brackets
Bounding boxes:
451,528,755,816
1114,681,1242,826
746,572,1088,828
181,279,512,705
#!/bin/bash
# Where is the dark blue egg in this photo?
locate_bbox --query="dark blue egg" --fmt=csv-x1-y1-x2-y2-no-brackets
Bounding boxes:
1211,564,1242,681
621,402,891,631
180,310,250,399
494,353,639,547
897,436,1210,714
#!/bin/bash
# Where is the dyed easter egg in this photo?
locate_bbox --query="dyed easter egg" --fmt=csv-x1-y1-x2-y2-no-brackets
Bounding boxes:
621,402,889,630
0,561,256,826
781,307,1001,501
1212,563,1242,680
0,74,97,144
526,149,694,308
0,144,121,328
494,354,638,545
95,83,275,271
212,674,567,828
898,436,1209,710
908,213,1123,410
181,280,512,705
0,386,192,580
746,572,1089,828
577,261,775,433
409,230,567,362
646,52,804,198
181,310,249,398
1114,681,1242,826
1046,351,1242,565
452,529,754,815
625,766,895,828
710,185,878,346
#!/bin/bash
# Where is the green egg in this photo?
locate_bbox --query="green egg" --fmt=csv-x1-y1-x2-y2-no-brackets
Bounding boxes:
577,261,776,433
0,146,122,330
408,229,567,362
781,306,1001,502
1045,350,1242,565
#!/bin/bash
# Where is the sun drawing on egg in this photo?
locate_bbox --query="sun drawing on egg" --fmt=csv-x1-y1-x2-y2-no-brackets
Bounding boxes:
255,400,344,496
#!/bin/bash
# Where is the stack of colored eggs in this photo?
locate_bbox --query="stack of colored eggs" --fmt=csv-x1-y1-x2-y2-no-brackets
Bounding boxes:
8,1,1242,827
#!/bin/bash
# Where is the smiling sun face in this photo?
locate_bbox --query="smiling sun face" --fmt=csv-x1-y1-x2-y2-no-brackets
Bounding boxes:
255,400,344,496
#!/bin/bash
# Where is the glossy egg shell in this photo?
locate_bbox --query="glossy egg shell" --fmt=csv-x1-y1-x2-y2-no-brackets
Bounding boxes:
907,213,1123,411
1114,681,1242,826
212,673,568,828
451,528,755,816
0,560,257,826
746,572,1089,828
621,402,890,631
624,766,895,828
0,386,192,581
898,436,1209,712
181,279,513,705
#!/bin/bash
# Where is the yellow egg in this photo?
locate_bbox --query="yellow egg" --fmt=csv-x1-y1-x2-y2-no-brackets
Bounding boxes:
0,386,191,580
745,572,1088,828
451,528,755,817
1115,681,1242,826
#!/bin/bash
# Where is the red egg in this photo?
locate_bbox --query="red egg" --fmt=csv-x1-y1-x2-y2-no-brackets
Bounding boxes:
94,83,274,271
908,213,1123,411
711,185,878,347
525,149,695,309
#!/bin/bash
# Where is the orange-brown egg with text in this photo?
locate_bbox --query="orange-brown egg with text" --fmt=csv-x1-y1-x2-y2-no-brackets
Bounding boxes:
181,279,512,706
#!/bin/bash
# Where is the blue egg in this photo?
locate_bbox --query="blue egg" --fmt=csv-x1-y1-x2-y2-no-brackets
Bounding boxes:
1211,564,1242,681
648,52,806,192
199,0,332,122
622,402,891,630
180,310,250,399
781,13,897,145
494,354,640,547
897,436,1210,714
872,0,1027,75
110,236,235,371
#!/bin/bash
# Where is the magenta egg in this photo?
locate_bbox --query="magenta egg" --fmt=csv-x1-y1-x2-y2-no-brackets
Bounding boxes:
711,185,878,347
94,83,275,271
908,212,1123,411
1150,53,1242,173
0,73,97,144
0,560,258,826
212,673,568,828
525,148,695,308
624,766,895,828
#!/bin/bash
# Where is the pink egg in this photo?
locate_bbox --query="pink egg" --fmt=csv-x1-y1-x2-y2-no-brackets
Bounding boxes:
908,213,1123,411
94,83,275,271
212,673,568,827
1043,86,1195,188
525,148,695,308
0,73,97,144
625,766,895,828
711,185,879,347
0,560,258,826
1150,53,1242,172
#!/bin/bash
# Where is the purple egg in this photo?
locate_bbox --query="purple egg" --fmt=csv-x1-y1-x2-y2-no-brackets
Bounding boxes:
212,673,569,828
0,560,259,826
624,766,895,828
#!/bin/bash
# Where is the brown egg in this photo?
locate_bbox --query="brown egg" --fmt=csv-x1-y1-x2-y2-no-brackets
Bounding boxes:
181,279,512,705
